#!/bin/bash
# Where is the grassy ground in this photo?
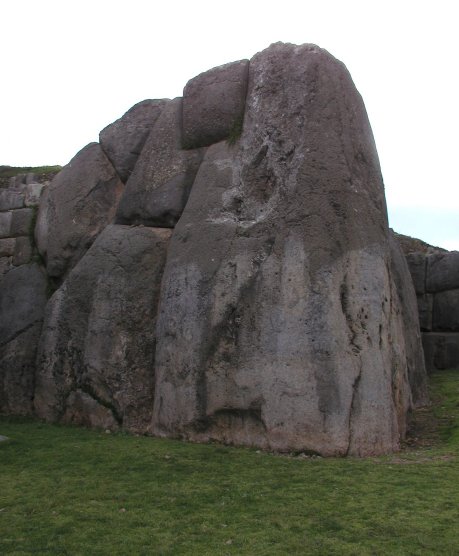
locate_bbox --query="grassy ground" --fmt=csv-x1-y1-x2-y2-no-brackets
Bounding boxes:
1,371,458,555
0,166,62,179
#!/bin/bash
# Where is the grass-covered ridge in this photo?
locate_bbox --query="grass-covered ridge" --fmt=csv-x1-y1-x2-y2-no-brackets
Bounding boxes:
0,165,62,179
1,371,458,555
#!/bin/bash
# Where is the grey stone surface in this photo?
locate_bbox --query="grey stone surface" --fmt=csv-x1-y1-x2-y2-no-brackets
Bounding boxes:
0,264,48,416
0,189,24,211
37,143,124,279
152,43,418,456
0,238,16,257
62,390,120,431
116,98,205,227
13,236,33,266
34,186,49,259
422,332,459,372
405,252,426,294
100,99,167,183
0,212,12,238
433,289,459,331
24,182,45,206
388,232,428,407
0,257,12,277
10,208,33,237
0,263,48,346
426,252,459,292
34,224,171,433
182,59,249,148
417,293,433,331
0,323,43,416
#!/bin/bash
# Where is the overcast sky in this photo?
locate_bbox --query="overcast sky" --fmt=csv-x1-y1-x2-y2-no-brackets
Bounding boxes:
1,0,458,250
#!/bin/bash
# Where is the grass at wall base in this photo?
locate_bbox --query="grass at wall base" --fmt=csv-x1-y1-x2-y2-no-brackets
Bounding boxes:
1,370,458,555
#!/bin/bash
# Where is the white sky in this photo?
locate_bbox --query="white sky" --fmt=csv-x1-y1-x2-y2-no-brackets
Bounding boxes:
1,0,458,250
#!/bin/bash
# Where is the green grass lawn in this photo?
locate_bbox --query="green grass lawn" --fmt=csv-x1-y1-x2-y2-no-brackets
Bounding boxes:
1,371,458,555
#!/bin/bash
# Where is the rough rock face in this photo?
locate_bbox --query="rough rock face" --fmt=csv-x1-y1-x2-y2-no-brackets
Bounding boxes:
401,245,459,372
36,143,124,279
388,232,428,406
34,225,171,433
153,43,417,456
116,98,205,227
2,42,430,456
0,264,48,415
99,99,167,183
182,60,249,148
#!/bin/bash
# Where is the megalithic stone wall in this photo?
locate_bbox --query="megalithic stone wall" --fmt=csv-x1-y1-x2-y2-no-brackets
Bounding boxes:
1,43,429,456
399,237,459,372
0,174,49,414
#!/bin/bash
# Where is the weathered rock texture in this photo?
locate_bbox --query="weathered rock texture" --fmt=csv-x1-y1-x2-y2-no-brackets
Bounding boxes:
182,60,249,148
399,241,459,372
99,99,167,183
34,225,171,432
0,264,48,415
0,172,50,415
153,43,425,456
36,143,124,279
1,42,430,456
116,98,205,227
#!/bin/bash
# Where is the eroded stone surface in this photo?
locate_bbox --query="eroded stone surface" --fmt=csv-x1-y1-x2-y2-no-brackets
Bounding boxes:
34,224,171,433
153,43,416,456
36,143,124,279
99,99,167,183
433,289,459,331
116,98,204,227
182,59,249,148
427,252,459,292
0,264,48,415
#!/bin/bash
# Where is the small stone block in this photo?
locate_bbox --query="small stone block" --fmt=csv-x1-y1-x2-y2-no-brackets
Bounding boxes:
10,208,33,237
13,236,33,266
0,211,12,238
0,189,24,211
0,238,16,257
433,289,459,331
427,252,459,292
25,183,45,207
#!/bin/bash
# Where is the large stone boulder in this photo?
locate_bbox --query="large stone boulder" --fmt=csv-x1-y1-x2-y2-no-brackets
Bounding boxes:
99,99,167,183
0,264,48,415
116,98,205,227
182,60,249,148
34,224,171,433
36,143,124,279
152,43,417,456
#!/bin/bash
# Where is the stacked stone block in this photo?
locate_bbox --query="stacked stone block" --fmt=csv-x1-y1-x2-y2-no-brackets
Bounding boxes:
1,44,429,456
0,174,48,415
405,251,459,372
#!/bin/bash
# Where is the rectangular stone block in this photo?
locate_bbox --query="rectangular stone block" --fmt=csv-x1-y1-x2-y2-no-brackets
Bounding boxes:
405,253,426,294
433,289,459,331
0,189,24,211
0,238,15,257
0,211,12,238
0,256,12,277
427,252,459,292
417,293,433,331
13,236,33,266
25,183,45,207
10,208,34,237
422,332,459,372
